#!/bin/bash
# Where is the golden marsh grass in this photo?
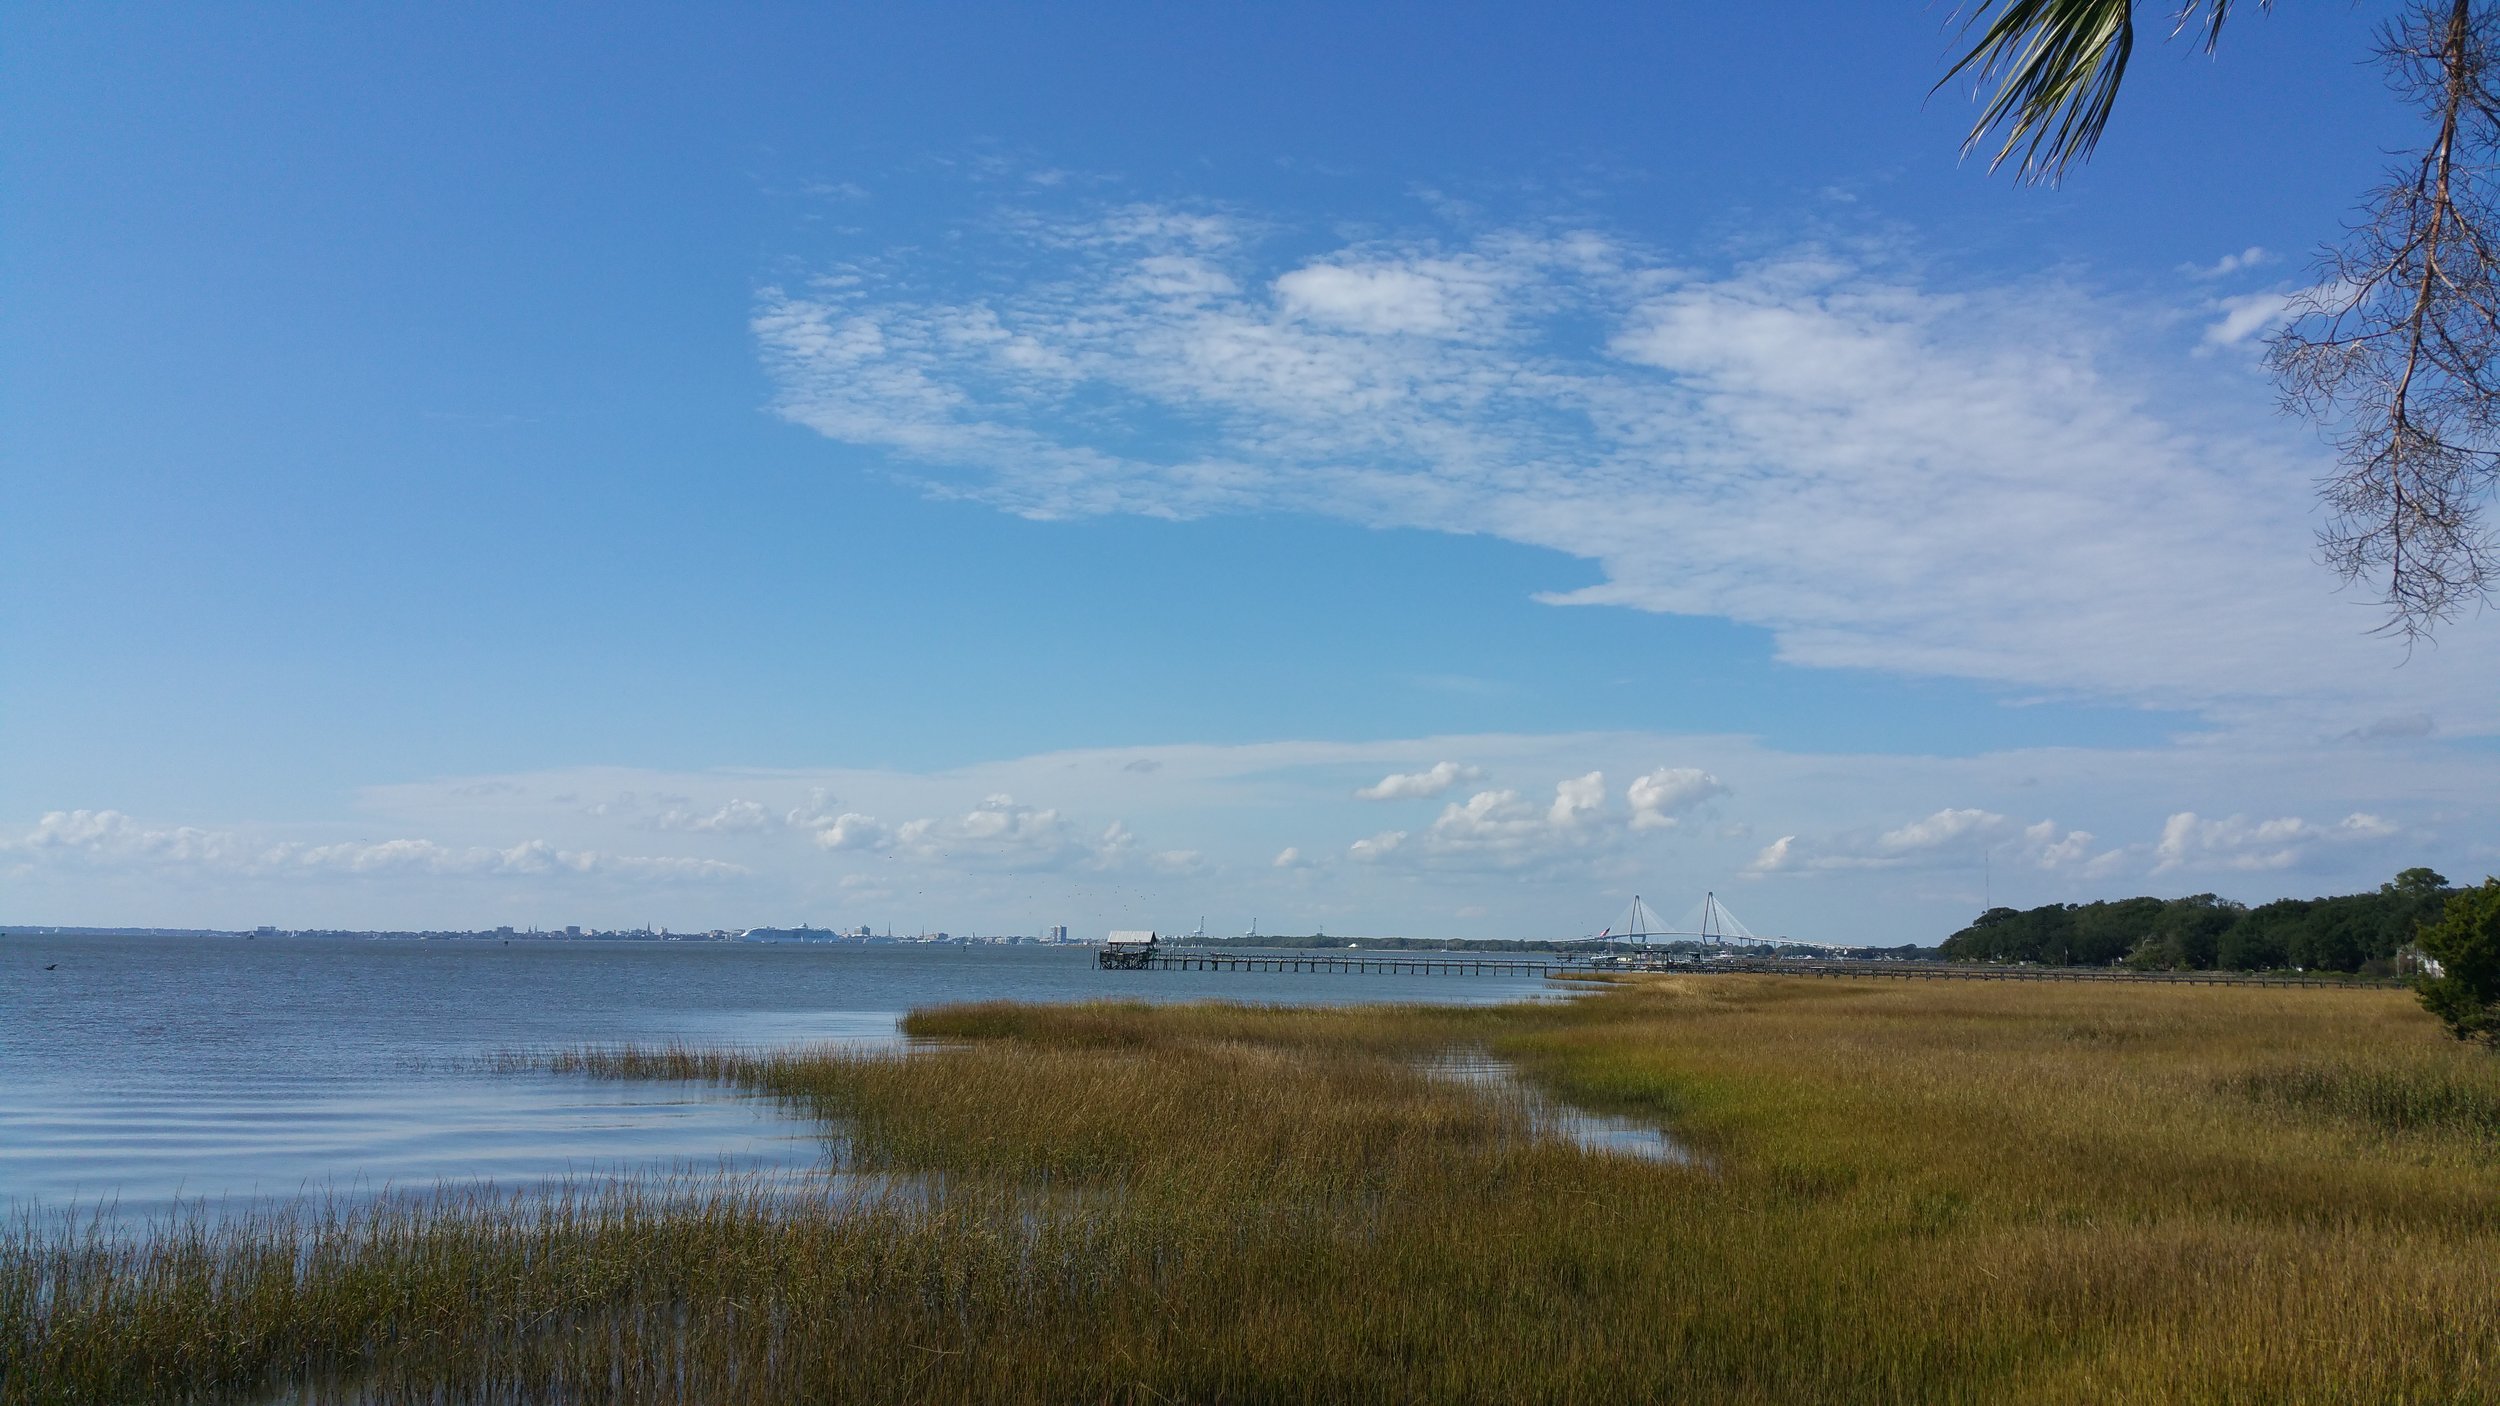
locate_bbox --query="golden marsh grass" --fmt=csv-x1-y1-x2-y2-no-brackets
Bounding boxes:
5,976,2496,1402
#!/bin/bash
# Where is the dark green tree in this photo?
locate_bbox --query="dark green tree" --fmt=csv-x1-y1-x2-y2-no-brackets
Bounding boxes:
2141,894,2243,970
2219,899,2299,970
2072,896,2163,965
2415,877,2500,1042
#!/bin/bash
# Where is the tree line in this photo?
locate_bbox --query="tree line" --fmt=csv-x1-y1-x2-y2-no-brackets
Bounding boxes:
1941,868,2456,974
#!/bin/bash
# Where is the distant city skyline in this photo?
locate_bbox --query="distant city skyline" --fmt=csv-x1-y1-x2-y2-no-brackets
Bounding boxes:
6,5,2495,945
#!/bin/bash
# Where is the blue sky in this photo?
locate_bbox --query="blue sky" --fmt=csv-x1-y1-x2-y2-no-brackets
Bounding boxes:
7,3,2495,941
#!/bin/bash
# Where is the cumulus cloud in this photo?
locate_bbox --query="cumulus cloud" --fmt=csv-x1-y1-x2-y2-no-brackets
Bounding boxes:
810,813,894,851
2154,812,2317,873
1355,761,1483,800
753,199,2500,731
1272,846,1307,868
1548,771,1605,827
895,794,1094,869
2151,808,2405,874
1626,767,1727,829
1355,772,1610,872
785,789,844,828
6,810,744,882
279,735,2492,942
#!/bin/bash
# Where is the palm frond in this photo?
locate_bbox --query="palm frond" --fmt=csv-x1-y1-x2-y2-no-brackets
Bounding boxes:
1938,2,2250,185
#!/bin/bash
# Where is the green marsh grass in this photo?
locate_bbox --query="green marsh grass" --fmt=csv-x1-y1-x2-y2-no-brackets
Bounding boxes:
6,977,2497,1402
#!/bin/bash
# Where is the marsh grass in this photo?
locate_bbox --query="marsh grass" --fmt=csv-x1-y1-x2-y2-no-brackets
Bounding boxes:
2232,1056,2500,1144
6,979,2497,1402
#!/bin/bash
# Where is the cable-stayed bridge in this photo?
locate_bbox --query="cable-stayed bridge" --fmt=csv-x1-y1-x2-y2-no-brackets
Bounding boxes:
1590,892,1776,949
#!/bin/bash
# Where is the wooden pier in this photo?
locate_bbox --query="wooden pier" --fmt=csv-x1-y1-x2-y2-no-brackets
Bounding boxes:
1097,948,2403,990
1099,948,1579,976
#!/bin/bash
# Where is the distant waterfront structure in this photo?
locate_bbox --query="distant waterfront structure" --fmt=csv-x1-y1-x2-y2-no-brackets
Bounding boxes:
565,925,581,938
1047,924,1069,943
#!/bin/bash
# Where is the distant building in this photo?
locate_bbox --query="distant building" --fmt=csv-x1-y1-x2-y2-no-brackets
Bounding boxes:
565,925,581,938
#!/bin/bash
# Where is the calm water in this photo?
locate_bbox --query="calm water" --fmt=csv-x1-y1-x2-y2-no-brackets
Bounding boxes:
1,935,1562,1220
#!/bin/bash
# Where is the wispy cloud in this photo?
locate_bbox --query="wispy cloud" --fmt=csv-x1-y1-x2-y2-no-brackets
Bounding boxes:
5,810,744,882
754,201,2498,735
2203,288,2302,346
2152,810,2397,874
1742,806,2116,878
2183,246,2272,279
1355,761,1482,800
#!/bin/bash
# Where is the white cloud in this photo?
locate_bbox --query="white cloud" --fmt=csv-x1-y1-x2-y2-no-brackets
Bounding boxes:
650,799,776,833
811,813,894,851
886,794,1103,870
1877,807,2007,853
2183,246,2271,279
1355,761,1483,800
2028,820,2106,872
1348,830,1407,862
1626,767,1728,829
1272,846,1306,868
1745,835,1797,875
1273,257,1507,338
785,789,844,827
811,795,1160,875
2339,812,2399,839
1747,807,2119,878
2148,808,2397,874
150,728,2469,941
6,809,743,882
754,202,2500,733
2154,811,2319,874
1357,773,1610,873
2150,805,2400,870
2203,288,2301,346
1548,771,1605,827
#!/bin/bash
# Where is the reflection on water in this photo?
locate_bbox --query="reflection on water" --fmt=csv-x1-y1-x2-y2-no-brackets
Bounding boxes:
1421,1050,1701,1166
0,1072,837,1225
3,934,1567,1225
